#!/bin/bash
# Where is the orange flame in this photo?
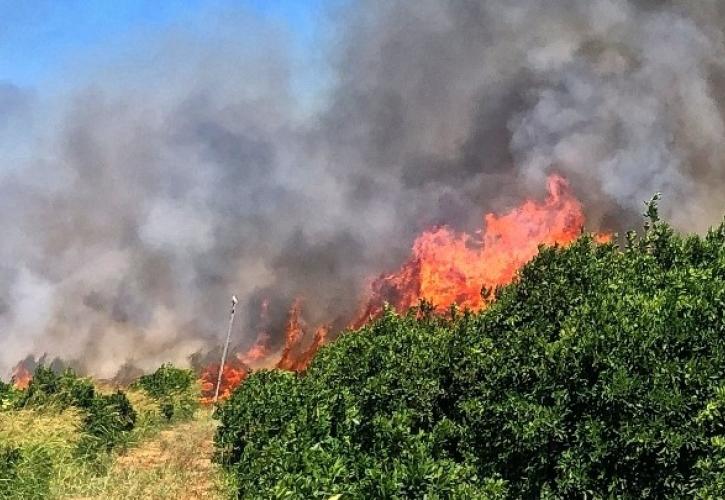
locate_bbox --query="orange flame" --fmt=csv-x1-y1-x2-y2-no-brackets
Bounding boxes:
277,321,329,372
199,357,249,404
199,299,273,403
276,299,304,371
205,173,607,399
238,332,271,365
237,298,271,366
11,364,32,390
354,174,607,324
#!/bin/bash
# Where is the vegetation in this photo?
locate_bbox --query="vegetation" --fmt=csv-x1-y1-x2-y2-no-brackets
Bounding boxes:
12,366,136,459
0,363,229,499
216,202,725,498
3,201,725,498
0,381,19,410
133,363,199,422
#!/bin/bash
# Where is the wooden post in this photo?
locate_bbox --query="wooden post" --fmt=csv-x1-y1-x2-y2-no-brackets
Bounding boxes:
213,295,238,404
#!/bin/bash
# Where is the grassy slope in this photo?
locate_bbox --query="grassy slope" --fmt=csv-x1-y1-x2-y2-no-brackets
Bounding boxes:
1,392,235,499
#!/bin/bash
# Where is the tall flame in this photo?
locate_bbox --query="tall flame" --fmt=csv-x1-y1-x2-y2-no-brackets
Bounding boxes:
354,174,605,324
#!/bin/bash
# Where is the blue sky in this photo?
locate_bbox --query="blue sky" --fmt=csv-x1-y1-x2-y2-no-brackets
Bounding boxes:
0,0,327,87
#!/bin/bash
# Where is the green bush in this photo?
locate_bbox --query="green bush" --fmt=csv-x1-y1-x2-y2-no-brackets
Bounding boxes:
13,366,136,458
216,204,725,498
76,391,137,458
18,367,95,410
0,381,20,411
133,364,198,421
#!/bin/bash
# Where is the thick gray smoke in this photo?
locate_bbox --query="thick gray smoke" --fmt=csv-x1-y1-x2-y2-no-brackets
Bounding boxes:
2,0,725,378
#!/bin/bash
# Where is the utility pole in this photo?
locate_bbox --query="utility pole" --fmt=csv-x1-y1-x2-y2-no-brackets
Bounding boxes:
213,294,238,404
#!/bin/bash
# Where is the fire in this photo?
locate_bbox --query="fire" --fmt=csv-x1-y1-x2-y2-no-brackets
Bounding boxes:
276,299,329,372
8,175,604,404
11,364,32,390
199,356,249,404
200,174,606,402
239,298,271,365
276,299,305,371
239,332,271,365
355,174,606,323
5,174,599,403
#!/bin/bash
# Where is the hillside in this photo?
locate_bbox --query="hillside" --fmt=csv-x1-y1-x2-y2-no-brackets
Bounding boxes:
215,203,725,498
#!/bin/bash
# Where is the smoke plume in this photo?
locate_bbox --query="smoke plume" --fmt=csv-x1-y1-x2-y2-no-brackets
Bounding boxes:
2,0,725,378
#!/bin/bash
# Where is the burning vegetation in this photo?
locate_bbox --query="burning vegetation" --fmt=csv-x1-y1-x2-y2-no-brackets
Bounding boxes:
195,174,608,401
15,174,605,400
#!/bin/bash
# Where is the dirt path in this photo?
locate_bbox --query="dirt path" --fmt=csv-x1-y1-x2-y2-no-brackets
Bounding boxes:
84,411,233,500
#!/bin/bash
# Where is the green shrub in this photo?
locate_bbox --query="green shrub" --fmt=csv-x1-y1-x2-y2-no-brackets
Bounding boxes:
76,391,137,458
13,366,137,458
0,381,20,411
216,205,725,498
133,364,198,421
18,367,95,410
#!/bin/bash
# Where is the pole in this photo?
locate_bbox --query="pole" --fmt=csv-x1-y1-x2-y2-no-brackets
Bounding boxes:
213,295,238,404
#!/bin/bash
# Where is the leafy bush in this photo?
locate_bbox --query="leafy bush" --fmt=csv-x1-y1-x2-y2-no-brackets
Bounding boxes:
14,366,136,458
18,367,95,410
133,364,198,421
0,381,20,411
76,392,137,458
216,205,725,498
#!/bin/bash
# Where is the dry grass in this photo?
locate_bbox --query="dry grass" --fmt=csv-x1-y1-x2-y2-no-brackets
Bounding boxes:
0,408,82,448
0,407,113,498
60,409,235,500
1,398,234,499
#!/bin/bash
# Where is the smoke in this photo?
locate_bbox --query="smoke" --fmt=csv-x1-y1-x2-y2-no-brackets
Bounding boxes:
2,0,725,378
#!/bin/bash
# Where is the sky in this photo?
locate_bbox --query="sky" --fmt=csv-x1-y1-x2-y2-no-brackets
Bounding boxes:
0,0,327,87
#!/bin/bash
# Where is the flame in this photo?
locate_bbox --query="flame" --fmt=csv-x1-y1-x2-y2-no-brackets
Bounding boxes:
199,357,249,404
11,364,32,390
354,174,607,324
277,323,329,372
238,332,271,365
3,173,599,403
238,297,272,366
212,173,607,396
275,299,328,372
8,174,605,403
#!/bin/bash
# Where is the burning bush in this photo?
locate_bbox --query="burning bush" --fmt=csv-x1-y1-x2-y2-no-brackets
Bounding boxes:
133,363,199,421
215,203,725,498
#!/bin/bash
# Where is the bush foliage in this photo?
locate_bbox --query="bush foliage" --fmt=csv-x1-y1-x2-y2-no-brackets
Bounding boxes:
216,205,725,498
0,381,20,411
133,363,198,421
12,366,136,458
